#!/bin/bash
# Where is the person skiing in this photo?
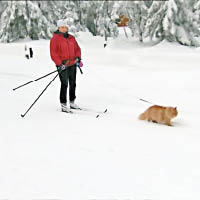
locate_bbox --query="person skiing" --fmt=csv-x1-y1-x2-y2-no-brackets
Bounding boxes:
50,19,82,113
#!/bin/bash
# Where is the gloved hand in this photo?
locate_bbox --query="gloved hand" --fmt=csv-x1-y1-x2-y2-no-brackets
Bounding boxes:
75,57,83,67
75,57,81,63
79,61,83,67
57,64,66,72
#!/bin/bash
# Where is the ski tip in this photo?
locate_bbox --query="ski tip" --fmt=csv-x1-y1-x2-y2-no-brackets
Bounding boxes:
96,114,99,118
104,109,108,113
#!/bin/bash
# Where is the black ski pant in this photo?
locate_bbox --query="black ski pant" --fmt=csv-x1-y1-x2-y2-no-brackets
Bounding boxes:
58,65,77,104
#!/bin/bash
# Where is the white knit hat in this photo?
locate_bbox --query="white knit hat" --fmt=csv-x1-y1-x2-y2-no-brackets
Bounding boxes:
57,19,68,28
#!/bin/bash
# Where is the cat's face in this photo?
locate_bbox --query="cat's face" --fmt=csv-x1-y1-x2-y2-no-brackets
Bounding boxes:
167,107,178,118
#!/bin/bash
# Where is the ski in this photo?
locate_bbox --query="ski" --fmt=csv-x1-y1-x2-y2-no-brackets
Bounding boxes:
96,108,108,118
72,107,108,118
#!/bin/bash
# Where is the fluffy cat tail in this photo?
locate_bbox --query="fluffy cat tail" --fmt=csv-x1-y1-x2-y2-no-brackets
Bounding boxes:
139,112,146,120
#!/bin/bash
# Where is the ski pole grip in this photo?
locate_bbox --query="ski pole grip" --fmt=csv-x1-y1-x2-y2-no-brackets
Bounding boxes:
76,61,83,74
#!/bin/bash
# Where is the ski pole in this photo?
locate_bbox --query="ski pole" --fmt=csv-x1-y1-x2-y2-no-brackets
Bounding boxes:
21,72,59,118
13,69,58,91
78,66,83,74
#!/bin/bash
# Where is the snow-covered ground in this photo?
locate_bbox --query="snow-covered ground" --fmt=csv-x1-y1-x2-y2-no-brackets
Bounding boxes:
1,29,200,200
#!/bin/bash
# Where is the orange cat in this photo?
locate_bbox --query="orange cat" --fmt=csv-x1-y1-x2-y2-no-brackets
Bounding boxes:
139,105,178,126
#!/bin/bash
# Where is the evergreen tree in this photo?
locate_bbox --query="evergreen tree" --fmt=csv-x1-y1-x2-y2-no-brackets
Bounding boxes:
144,1,167,42
193,0,200,33
62,1,79,36
163,0,200,46
0,1,8,16
38,1,62,31
0,1,29,42
126,1,148,42
82,0,118,38
0,0,200,46
96,0,118,38
72,0,88,32
0,1,52,42
27,1,52,40
85,1,101,36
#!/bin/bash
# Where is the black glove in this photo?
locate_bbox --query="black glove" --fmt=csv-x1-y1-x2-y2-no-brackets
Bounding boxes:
75,57,81,63
57,64,66,72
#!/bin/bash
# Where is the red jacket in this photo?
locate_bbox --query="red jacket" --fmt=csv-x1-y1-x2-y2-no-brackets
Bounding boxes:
50,32,81,66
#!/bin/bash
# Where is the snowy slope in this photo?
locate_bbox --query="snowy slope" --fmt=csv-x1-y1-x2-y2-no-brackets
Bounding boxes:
1,30,200,200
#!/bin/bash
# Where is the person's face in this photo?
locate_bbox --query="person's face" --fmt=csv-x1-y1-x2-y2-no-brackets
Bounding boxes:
59,26,68,33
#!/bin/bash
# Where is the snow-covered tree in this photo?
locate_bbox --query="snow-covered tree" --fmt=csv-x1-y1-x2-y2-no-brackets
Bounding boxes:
144,1,167,42
82,0,118,39
0,1,29,42
0,1,8,15
37,1,62,30
0,1,53,42
193,0,200,33
96,1,118,38
0,0,200,46
62,1,79,36
27,1,52,40
163,0,200,46
126,1,148,42
73,0,88,32
83,1,100,36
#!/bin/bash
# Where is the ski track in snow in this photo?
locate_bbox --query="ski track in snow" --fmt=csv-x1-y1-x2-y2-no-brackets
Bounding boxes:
1,30,200,200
